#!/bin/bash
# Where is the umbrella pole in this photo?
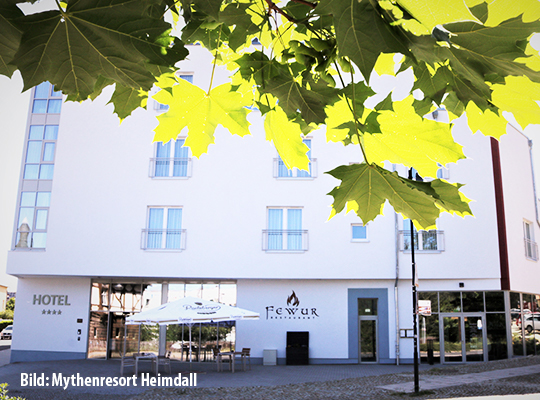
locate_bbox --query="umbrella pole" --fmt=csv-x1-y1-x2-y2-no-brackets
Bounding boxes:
123,323,127,358
216,321,219,351
189,324,192,372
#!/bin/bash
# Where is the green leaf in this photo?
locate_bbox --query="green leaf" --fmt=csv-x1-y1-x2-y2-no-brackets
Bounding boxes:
264,102,310,171
429,180,472,218
219,3,261,51
396,0,481,32
107,84,148,121
153,78,251,157
371,96,464,178
0,0,23,77
327,163,441,229
316,0,409,81
12,0,188,100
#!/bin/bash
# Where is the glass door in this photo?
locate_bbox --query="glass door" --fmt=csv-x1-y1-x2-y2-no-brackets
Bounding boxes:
441,314,486,363
359,318,378,362
464,316,485,362
442,316,462,362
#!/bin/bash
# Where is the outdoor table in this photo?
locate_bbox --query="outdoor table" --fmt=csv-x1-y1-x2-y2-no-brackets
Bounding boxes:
218,351,237,373
134,353,157,376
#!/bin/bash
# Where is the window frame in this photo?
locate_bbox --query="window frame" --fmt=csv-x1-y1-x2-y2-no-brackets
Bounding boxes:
523,219,538,261
150,138,191,178
142,206,185,251
351,223,369,243
263,206,307,252
274,138,317,179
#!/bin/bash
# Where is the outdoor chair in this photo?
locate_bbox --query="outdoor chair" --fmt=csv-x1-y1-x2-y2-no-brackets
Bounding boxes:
156,351,172,374
120,355,136,376
237,348,251,371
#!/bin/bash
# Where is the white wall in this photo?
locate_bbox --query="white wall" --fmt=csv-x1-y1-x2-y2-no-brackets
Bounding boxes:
11,277,91,355
0,73,28,291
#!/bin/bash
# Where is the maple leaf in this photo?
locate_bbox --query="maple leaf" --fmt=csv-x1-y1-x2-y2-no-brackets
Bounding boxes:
326,163,472,229
264,102,310,171
153,77,251,157
11,0,187,100
370,96,465,178
0,0,23,77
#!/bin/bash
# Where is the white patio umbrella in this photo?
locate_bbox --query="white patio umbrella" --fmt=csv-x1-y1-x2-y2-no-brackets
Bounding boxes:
124,297,259,367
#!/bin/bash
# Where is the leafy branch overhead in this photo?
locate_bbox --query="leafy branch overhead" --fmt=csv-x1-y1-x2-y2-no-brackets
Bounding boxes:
2,0,540,228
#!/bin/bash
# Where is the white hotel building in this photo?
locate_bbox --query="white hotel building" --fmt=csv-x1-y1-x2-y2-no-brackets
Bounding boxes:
5,46,540,365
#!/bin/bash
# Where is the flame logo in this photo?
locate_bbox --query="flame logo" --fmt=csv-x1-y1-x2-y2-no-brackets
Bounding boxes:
287,291,300,307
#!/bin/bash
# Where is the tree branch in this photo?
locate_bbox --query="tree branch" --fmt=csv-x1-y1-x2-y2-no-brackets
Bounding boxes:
289,0,317,9
264,0,299,23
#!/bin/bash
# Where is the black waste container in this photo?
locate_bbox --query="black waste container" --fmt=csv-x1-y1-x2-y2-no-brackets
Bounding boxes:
286,331,309,365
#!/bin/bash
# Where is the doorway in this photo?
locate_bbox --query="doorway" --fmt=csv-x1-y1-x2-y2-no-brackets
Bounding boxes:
358,298,378,363
441,314,486,363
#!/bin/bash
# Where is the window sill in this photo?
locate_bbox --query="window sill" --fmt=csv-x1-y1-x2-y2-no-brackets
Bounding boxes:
351,239,370,243
12,247,46,252
525,256,538,262
150,177,190,180
264,250,307,254
274,177,315,181
142,249,184,252
402,250,443,254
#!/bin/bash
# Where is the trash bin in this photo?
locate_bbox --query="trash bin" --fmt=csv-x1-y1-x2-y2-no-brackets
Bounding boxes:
286,331,309,365
427,338,434,365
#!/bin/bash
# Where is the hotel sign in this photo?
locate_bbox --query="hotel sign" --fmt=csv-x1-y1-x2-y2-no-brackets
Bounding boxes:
265,291,319,320
33,294,72,316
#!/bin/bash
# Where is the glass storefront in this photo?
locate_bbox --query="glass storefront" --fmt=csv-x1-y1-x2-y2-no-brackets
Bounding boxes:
88,280,237,359
419,291,509,363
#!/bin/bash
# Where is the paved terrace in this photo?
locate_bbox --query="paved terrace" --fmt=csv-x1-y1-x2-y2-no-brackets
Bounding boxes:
0,348,539,400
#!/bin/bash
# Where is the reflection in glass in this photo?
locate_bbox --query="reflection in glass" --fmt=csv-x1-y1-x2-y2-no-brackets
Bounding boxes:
360,319,377,362
440,292,461,313
91,283,109,311
358,298,378,316
485,292,505,312
87,312,109,358
487,313,508,360
464,316,484,362
444,316,462,362
141,284,161,311
462,292,484,312
420,315,440,364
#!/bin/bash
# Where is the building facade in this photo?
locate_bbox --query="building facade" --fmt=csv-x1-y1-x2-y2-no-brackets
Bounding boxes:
5,46,540,364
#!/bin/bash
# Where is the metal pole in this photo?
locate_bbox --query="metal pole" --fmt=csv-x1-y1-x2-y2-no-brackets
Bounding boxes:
409,168,420,393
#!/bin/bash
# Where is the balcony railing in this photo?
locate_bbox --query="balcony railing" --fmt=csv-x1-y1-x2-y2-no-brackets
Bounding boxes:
262,230,308,251
149,158,192,178
273,158,317,179
141,229,186,250
400,230,445,252
525,238,539,261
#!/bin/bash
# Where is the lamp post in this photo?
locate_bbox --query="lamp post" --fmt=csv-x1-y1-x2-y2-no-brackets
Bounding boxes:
409,168,420,393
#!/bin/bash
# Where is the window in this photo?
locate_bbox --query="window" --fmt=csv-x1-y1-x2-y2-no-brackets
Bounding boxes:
142,207,185,250
401,219,444,252
275,139,316,178
150,139,191,178
23,125,58,180
351,224,368,242
263,207,307,251
524,220,538,261
15,191,51,249
32,82,62,114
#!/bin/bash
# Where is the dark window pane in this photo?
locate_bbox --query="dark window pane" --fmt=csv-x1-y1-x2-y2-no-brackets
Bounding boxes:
486,313,507,360
420,314,440,364
486,292,505,312
510,292,521,310
463,292,484,312
419,292,438,313
439,292,461,313
358,298,377,316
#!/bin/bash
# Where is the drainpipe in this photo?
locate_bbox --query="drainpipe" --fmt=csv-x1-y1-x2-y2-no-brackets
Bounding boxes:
527,139,540,227
393,164,400,365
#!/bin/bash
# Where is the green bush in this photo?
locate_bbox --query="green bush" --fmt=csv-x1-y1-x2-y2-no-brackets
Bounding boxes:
0,321,13,333
0,311,13,320
5,299,14,312
0,383,25,400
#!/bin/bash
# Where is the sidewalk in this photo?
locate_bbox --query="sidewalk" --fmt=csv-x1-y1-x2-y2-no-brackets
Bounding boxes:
0,350,538,400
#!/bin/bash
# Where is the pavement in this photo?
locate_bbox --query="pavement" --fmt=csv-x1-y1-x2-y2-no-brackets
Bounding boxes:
0,346,538,399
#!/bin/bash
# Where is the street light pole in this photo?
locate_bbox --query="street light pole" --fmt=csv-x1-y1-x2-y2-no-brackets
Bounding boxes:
409,169,420,393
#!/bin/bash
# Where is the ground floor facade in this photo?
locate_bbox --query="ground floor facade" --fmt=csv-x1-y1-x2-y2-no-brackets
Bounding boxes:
10,277,540,365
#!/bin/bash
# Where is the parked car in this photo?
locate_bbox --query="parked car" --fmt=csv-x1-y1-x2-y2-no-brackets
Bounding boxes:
0,325,12,340
523,314,540,334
